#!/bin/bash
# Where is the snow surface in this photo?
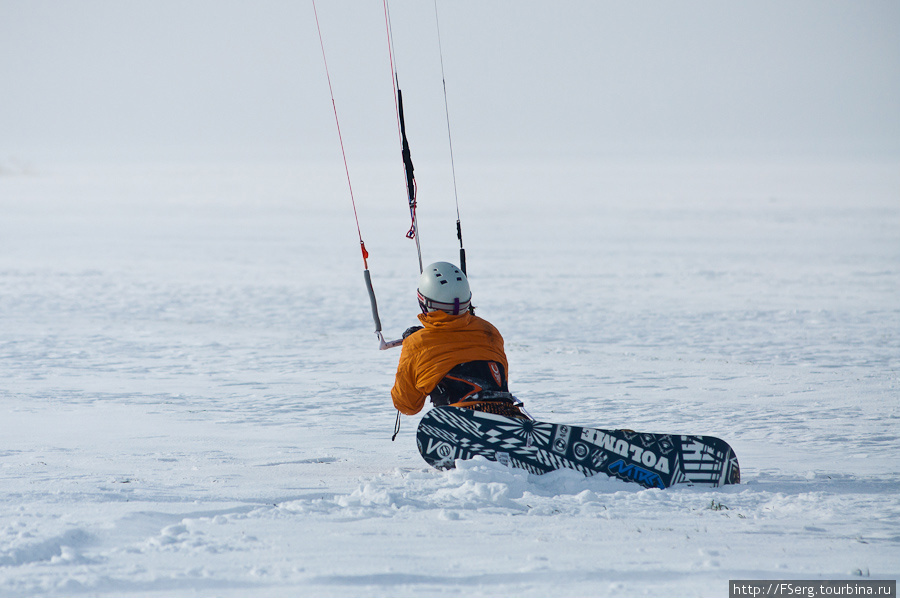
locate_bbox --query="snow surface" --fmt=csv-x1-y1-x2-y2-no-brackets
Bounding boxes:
1,159,898,597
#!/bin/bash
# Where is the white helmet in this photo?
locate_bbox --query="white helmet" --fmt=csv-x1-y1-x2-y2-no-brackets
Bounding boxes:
417,262,471,315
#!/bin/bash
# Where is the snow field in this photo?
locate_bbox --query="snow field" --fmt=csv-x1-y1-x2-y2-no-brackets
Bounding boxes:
1,159,898,596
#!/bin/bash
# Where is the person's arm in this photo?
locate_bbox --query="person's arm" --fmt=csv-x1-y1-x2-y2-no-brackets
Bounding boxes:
391,342,427,415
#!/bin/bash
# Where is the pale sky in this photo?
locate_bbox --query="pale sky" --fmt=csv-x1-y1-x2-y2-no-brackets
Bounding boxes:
1,0,898,163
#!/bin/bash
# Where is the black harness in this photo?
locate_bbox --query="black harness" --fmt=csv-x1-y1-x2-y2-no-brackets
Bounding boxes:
429,361,530,420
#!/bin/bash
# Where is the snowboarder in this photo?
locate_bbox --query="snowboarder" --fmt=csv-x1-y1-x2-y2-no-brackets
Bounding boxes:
391,262,530,420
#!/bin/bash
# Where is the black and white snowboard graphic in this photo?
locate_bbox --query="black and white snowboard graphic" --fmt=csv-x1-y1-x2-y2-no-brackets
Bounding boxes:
416,407,740,489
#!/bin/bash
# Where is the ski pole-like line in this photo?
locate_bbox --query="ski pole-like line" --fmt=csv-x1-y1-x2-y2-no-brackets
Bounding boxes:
312,0,366,267
384,0,424,274
313,1,397,349
432,0,467,275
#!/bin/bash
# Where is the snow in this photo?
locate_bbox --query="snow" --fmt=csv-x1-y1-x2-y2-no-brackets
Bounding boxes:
1,158,898,597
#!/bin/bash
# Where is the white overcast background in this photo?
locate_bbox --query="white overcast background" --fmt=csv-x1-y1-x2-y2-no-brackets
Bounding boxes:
1,0,898,165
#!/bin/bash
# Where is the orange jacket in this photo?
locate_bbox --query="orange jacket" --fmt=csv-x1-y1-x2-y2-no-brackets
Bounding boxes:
391,311,508,415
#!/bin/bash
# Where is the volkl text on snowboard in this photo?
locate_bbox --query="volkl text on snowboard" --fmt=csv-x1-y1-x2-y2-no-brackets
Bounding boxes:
416,406,740,489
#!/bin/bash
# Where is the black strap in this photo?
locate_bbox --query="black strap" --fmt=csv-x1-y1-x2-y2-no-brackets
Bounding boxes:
391,410,401,441
398,88,417,240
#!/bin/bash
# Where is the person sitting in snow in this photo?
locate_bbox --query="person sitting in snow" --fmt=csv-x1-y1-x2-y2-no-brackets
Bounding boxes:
391,261,530,420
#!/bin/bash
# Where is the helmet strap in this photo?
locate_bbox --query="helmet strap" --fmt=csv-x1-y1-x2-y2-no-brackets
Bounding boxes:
417,290,471,315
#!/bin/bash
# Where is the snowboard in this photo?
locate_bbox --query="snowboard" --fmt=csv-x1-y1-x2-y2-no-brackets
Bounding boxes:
416,406,740,489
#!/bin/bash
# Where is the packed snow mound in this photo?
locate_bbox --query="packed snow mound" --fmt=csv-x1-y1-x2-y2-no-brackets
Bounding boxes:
282,457,636,517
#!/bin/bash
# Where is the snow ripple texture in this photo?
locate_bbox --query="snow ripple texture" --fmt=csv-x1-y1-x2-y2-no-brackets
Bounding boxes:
1,161,898,597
